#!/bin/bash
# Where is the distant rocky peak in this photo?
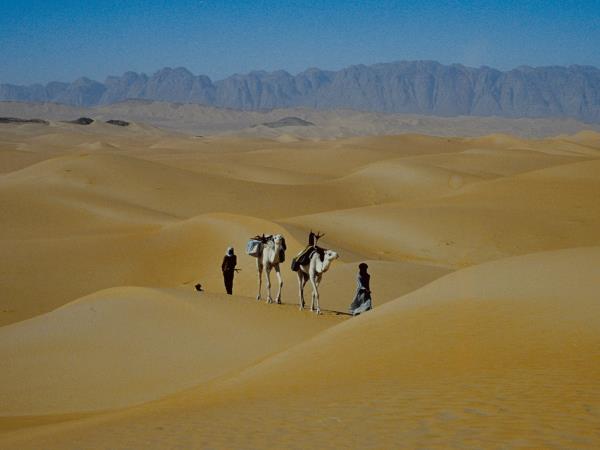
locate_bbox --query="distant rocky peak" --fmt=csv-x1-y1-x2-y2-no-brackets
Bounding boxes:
1,61,599,122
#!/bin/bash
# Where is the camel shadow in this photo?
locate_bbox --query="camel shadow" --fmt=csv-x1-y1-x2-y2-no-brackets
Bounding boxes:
279,301,352,317
320,308,352,316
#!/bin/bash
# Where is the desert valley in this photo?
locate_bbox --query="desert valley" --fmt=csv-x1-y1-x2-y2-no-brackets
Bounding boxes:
0,99,599,448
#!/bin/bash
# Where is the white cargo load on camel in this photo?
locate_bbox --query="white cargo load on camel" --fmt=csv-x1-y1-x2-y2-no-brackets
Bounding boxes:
246,239,262,257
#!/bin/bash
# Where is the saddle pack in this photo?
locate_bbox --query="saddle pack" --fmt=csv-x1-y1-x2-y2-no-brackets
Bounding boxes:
246,239,262,257
246,235,287,262
291,246,325,272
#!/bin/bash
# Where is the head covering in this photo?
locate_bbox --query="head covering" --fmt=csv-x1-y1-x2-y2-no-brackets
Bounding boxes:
359,262,368,271
227,247,234,256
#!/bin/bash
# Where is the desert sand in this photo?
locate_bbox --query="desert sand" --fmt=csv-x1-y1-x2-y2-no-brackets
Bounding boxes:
3,99,600,138
0,116,599,449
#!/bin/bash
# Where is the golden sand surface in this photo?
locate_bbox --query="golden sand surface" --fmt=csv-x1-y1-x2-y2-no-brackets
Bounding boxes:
0,120,599,448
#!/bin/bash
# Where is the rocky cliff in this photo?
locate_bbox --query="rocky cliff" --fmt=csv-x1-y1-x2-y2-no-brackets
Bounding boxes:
2,61,599,122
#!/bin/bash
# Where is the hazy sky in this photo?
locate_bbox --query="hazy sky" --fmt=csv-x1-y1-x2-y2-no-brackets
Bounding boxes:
2,0,599,85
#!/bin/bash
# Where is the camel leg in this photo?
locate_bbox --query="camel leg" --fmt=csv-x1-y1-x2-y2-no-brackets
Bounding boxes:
313,275,322,314
265,266,273,304
256,260,262,301
309,273,318,313
274,265,283,304
297,271,307,310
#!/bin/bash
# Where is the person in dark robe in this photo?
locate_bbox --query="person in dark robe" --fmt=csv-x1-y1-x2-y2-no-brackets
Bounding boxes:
349,263,372,316
308,231,317,247
221,246,237,295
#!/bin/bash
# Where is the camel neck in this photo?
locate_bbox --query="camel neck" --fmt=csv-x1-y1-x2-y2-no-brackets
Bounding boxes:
318,257,331,273
265,240,281,262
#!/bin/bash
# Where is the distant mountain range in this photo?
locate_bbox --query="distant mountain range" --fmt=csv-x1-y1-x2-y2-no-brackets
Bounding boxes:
2,61,599,122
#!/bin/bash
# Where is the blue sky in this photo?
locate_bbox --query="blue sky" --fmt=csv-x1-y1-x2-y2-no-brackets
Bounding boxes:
1,0,599,84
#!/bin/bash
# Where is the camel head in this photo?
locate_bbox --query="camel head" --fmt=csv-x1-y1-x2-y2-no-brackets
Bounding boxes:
268,233,286,252
324,250,339,261
317,249,339,273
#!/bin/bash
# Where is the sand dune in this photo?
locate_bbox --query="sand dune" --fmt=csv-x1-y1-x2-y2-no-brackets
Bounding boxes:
0,212,307,325
0,209,448,326
3,100,600,138
0,287,341,416
0,151,343,240
285,157,600,267
1,118,599,448
0,148,51,174
2,247,597,449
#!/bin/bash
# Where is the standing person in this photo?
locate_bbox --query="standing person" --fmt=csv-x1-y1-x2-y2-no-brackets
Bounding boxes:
308,230,324,248
349,263,372,316
222,247,237,295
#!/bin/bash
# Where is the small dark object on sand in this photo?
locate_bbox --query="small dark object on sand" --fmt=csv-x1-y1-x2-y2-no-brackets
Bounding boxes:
106,119,130,127
261,116,315,128
0,117,49,125
68,117,94,125
195,283,204,292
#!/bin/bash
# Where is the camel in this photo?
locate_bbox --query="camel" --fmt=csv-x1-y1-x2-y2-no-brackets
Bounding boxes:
255,234,286,304
297,248,339,314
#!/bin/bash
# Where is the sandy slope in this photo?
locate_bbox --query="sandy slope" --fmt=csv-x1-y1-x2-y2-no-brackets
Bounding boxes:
0,119,599,448
0,212,302,325
0,211,447,326
285,158,600,267
0,287,341,416
2,247,598,449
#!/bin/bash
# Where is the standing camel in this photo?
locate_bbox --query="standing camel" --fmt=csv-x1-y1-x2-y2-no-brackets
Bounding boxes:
297,249,339,314
256,234,286,304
